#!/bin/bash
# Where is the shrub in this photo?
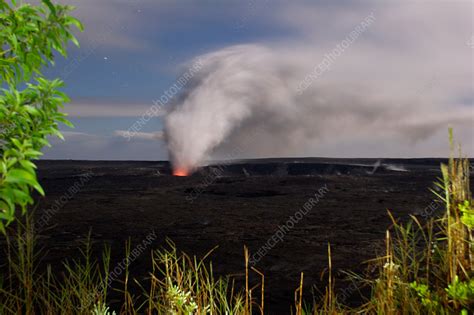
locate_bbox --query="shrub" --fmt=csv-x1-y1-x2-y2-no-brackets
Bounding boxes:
0,0,82,232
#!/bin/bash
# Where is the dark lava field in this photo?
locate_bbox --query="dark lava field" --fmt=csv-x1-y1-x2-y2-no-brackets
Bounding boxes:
2,158,473,313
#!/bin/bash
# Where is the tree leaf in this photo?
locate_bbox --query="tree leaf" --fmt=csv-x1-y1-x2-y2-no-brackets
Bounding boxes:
41,0,56,17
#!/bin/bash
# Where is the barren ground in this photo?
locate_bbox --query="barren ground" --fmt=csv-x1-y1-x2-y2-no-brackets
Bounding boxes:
3,158,472,314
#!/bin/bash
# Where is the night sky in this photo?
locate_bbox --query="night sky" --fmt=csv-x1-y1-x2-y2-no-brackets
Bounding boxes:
40,0,473,160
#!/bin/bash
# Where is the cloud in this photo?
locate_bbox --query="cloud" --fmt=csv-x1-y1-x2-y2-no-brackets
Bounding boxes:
57,0,150,51
63,99,166,117
42,131,167,160
114,130,164,140
55,0,256,52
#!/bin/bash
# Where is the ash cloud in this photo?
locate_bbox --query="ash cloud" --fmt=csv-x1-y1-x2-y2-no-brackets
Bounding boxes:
164,1,473,171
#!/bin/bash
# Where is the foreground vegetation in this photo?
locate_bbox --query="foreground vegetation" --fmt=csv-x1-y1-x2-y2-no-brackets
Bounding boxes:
0,132,472,314
0,0,81,232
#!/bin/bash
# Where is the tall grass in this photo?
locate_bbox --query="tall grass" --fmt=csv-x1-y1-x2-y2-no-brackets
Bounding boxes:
362,130,473,314
1,225,112,314
310,129,473,314
0,130,472,314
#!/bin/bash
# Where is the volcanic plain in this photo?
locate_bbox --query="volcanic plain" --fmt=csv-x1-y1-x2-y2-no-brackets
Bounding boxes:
3,158,472,313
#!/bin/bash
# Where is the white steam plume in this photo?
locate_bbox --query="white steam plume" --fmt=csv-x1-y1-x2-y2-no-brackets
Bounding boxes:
164,2,473,173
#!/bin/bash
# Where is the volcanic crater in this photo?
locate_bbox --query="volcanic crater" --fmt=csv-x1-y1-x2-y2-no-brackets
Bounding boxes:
2,158,472,313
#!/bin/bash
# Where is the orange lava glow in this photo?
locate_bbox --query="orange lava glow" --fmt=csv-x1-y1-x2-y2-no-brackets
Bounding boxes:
173,168,189,177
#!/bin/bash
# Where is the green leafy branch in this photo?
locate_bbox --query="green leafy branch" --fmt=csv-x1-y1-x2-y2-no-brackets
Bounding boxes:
0,0,82,233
